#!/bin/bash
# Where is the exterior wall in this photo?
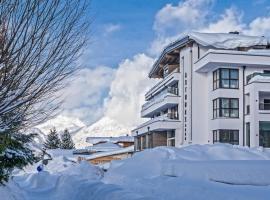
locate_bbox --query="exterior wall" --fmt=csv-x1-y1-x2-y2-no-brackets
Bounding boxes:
88,153,132,165
191,43,209,144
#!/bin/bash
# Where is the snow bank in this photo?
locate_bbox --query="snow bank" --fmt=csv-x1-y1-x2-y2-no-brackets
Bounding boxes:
1,149,152,200
103,144,270,200
3,145,270,200
104,144,270,184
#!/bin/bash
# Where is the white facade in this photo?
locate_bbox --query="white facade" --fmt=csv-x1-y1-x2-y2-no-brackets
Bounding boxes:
132,32,270,150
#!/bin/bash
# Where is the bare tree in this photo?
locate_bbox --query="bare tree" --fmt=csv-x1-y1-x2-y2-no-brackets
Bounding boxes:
0,0,90,184
0,0,89,130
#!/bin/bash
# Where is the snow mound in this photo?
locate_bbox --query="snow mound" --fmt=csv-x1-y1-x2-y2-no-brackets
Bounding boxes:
3,145,270,200
14,171,59,192
2,149,152,200
103,144,270,200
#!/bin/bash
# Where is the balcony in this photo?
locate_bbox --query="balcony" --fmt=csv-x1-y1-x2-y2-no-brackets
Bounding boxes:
247,72,270,83
132,113,180,136
141,87,179,117
194,49,270,73
145,68,180,100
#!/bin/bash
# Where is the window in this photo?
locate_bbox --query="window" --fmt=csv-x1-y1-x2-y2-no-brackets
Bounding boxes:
259,121,270,147
163,65,169,77
213,98,239,118
246,123,250,147
213,129,239,145
167,130,175,147
213,68,239,90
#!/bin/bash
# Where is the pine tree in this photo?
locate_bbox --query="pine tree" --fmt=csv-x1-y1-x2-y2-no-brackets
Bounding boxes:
44,128,61,149
61,129,75,149
0,115,38,184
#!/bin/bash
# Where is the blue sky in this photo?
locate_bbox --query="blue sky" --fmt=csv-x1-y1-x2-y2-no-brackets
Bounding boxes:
82,0,270,67
61,0,270,127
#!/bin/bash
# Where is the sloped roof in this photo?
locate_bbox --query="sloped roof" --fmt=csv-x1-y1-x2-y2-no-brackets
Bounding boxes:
86,136,134,145
149,32,269,77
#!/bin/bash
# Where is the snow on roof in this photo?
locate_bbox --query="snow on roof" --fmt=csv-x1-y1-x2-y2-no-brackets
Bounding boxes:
86,145,134,160
150,32,269,77
86,136,134,145
189,32,268,49
85,142,122,152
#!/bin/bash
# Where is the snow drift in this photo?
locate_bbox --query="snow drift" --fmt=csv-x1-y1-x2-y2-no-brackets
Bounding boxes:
2,144,270,200
103,144,270,200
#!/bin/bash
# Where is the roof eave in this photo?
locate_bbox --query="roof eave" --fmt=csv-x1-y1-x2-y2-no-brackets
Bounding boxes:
148,36,190,78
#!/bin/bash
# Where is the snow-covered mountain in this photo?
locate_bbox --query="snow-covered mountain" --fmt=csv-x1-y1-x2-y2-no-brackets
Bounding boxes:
73,117,131,148
36,115,86,135
34,115,131,149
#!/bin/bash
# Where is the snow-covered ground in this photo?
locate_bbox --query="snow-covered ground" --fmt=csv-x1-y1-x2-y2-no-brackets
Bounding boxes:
2,144,270,200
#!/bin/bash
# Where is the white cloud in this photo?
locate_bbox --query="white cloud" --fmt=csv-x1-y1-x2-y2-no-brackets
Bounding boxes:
104,23,121,35
200,8,245,33
200,8,270,37
244,17,270,37
59,67,116,124
59,54,156,129
150,1,270,56
149,0,214,56
148,34,181,56
104,54,156,128
154,0,213,35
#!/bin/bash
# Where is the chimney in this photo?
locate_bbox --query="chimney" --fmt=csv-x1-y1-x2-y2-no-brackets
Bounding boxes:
229,31,239,34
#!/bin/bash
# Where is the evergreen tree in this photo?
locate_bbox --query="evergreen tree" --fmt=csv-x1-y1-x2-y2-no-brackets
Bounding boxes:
61,129,75,149
0,112,38,184
44,128,61,149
